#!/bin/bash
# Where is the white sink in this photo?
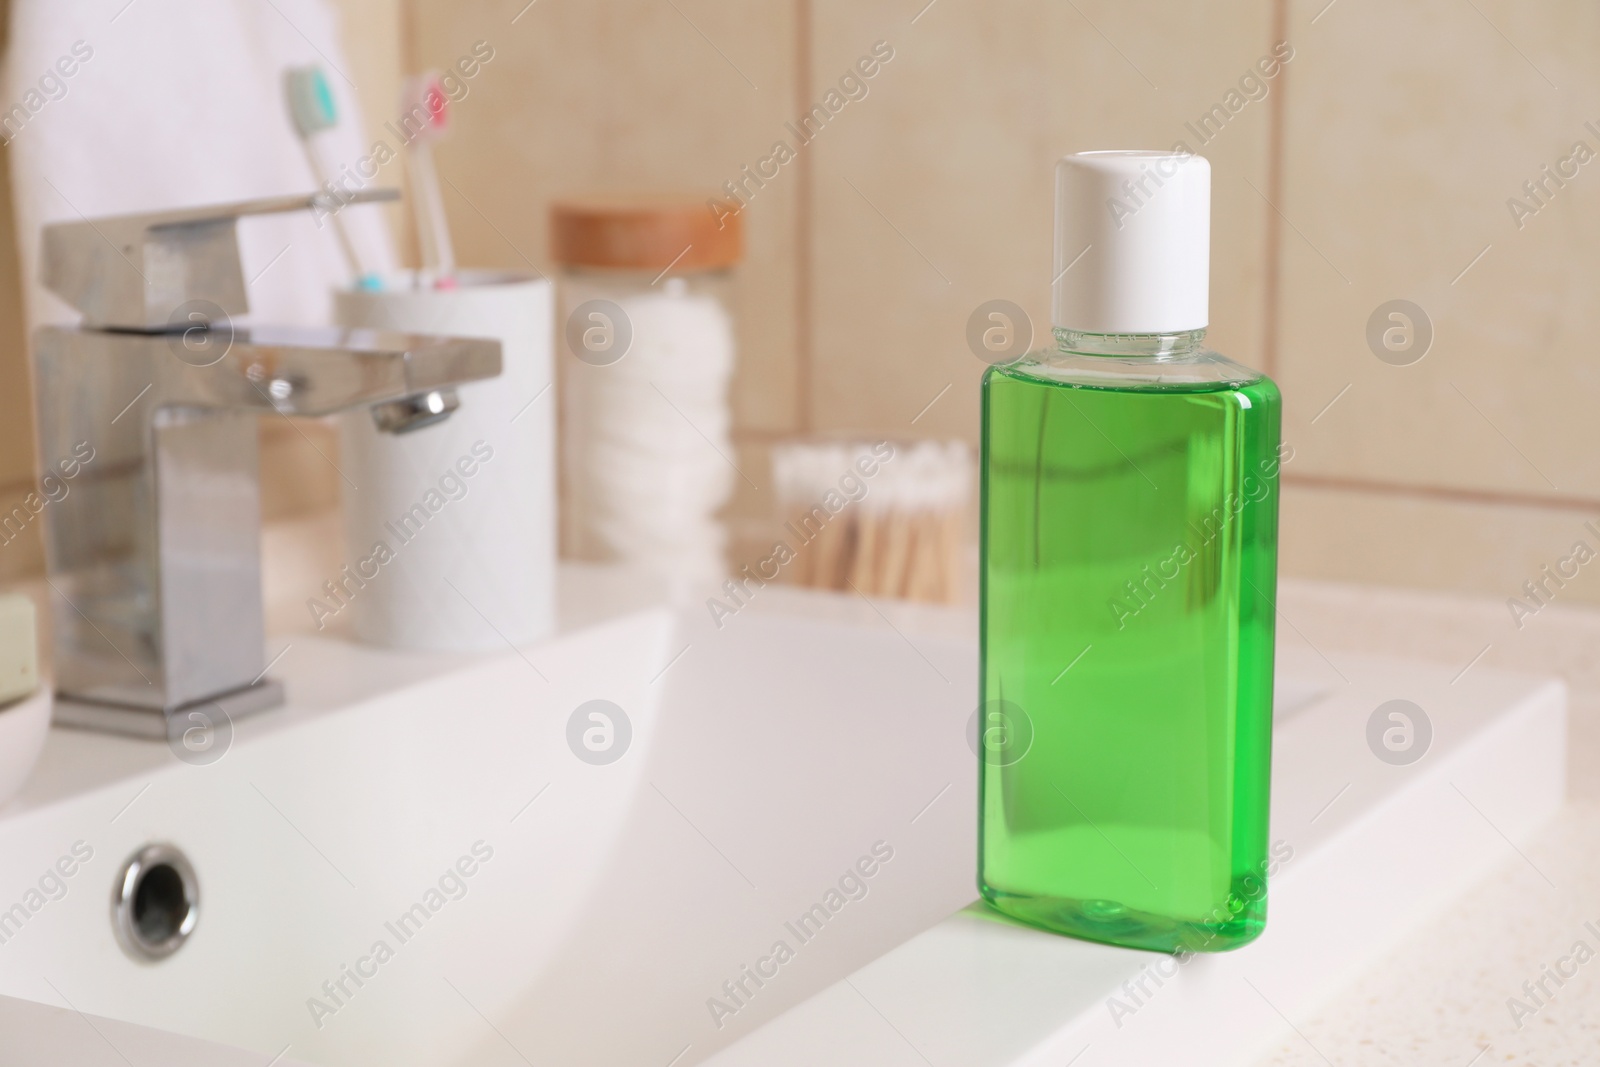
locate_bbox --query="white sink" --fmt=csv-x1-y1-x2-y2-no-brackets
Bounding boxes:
0,580,978,1066
0,571,1568,1066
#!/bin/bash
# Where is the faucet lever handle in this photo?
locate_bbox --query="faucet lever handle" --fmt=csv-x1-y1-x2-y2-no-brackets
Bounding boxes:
41,188,401,332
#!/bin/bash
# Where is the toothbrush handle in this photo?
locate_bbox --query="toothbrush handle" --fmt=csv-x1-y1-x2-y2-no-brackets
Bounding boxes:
429,175,455,279
408,142,440,279
328,206,366,283
299,144,366,284
412,144,454,280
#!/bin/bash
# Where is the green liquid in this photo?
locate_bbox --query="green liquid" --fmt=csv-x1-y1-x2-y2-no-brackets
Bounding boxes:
978,353,1281,953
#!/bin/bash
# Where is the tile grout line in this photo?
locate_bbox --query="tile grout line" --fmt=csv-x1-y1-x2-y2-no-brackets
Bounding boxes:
1260,0,1289,381
398,0,422,268
1283,472,1600,515
795,0,814,436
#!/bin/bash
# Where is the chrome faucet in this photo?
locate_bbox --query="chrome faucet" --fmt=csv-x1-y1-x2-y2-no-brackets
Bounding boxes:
32,191,502,737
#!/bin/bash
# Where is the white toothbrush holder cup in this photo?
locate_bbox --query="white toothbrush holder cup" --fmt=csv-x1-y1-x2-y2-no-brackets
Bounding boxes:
333,270,556,652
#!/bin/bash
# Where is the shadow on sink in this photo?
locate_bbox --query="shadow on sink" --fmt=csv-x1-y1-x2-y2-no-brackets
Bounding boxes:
1274,677,1332,725
451,607,977,1066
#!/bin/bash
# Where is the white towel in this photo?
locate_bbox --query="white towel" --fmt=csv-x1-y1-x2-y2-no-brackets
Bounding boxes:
1,0,397,333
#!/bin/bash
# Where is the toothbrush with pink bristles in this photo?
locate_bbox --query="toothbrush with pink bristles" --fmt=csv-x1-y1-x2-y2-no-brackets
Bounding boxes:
400,73,457,290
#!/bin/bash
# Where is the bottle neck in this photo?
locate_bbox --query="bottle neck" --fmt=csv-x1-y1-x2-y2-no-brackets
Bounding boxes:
1054,327,1207,358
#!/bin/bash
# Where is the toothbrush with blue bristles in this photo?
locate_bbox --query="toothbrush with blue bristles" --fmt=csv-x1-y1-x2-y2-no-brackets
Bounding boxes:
285,64,383,291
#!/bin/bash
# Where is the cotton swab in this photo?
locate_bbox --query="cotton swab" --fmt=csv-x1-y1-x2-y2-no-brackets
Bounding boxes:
770,440,972,603
284,64,382,291
399,73,456,290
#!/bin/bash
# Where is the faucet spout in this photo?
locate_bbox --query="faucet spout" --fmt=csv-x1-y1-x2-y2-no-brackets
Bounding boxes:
80,323,501,418
31,323,502,735
31,190,505,736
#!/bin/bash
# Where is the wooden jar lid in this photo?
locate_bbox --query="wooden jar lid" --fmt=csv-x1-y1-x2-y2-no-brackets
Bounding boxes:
550,197,743,271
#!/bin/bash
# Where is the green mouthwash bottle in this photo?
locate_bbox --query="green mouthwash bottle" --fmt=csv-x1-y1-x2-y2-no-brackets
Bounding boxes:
978,151,1281,953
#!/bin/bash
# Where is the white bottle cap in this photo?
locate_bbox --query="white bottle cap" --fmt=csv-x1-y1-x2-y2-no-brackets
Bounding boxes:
1052,151,1210,335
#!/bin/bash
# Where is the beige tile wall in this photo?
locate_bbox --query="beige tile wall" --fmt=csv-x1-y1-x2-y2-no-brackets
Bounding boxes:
0,142,40,584
0,3,38,584
405,0,802,425
806,0,1276,443
1273,0,1600,604
1,0,1597,610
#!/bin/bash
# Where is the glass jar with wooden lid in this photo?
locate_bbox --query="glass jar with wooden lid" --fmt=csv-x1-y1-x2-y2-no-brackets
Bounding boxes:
550,198,744,590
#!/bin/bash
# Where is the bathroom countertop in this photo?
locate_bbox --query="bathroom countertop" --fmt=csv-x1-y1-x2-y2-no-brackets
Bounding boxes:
1251,580,1600,1067
1252,801,1600,1066
7,513,1598,1064
270,514,1600,1066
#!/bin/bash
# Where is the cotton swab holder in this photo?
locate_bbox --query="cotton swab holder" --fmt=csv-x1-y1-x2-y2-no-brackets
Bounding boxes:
771,440,972,604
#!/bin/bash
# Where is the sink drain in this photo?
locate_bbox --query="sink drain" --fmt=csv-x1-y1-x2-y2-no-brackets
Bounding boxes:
112,844,199,961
